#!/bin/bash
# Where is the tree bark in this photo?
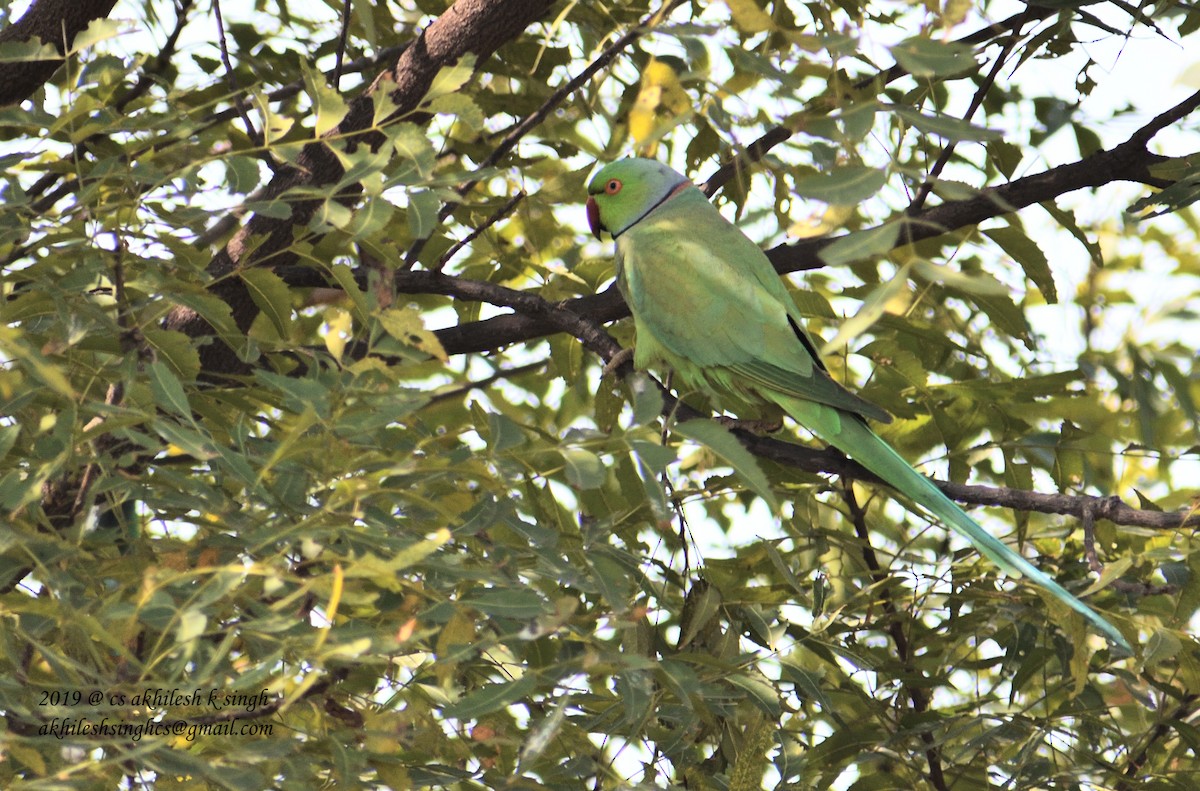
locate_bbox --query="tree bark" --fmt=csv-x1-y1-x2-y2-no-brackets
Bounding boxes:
163,0,555,379
0,0,118,106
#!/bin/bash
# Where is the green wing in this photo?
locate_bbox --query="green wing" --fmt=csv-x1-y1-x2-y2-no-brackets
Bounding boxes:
620,188,890,423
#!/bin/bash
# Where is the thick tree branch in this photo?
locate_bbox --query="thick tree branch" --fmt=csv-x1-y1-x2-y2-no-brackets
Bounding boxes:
39,0,555,529
432,120,1186,356
162,0,555,378
407,0,685,269
746,432,1200,530
0,0,118,107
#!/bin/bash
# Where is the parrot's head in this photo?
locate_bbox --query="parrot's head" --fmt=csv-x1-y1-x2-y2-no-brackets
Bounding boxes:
586,158,691,239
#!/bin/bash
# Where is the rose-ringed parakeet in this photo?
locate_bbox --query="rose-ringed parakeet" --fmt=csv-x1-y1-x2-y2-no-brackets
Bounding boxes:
585,157,1130,652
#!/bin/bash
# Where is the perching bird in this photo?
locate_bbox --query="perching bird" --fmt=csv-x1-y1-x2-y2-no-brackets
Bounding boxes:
585,157,1130,652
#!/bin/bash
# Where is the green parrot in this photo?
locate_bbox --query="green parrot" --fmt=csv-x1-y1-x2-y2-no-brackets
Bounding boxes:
585,157,1130,653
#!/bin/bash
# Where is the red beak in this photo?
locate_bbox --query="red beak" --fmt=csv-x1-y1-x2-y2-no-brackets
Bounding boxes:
586,196,602,239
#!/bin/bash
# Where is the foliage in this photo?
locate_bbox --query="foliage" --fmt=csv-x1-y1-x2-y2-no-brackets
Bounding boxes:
1,0,1199,788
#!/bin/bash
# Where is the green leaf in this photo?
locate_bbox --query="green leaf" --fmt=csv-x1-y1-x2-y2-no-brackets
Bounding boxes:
1142,628,1183,668
154,420,218,460
485,411,526,451
70,19,125,54
425,93,484,133
240,269,294,338
304,66,349,136
724,0,775,33
224,155,262,193
818,222,900,267
0,424,19,462
913,259,1009,296
1077,556,1133,597
147,360,193,419
327,263,371,322
1041,201,1102,267
821,262,911,354
1132,488,1164,512
587,550,634,612
630,372,665,425
461,588,549,619
425,54,477,101
561,447,606,489
1127,168,1200,219
176,609,208,644
891,104,1001,141
170,291,248,355
391,126,437,183
632,451,671,521
376,306,448,361
0,327,74,397
793,166,886,204
674,419,778,511
407,190,440,240
984,226,1057,303
443,674,537,720
890,37,975,77
344,531,452,589
726,672,781,718
0,38,58,63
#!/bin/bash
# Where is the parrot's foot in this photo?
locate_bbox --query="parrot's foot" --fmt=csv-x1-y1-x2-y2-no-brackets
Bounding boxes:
602,347,635,378
716,416,783,435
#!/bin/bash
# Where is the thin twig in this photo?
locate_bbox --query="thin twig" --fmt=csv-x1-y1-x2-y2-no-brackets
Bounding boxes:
701,6,1055,197
1116,693,1200,791
842,484,949,791
427,359,547,404
1081,501,1105,574
211,0,260,144
906,11,1031,216
333,0,352,89
435,190,526,270
115,0,195,112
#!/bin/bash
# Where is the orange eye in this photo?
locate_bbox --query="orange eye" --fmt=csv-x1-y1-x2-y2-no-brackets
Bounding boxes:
605,179,622,195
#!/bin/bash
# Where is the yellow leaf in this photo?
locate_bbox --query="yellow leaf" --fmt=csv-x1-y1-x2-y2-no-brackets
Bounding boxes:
376,307,448,362
787,204,855,239
321,307,353,363
436,608,477,686
721,0,775,34
628,58,692,154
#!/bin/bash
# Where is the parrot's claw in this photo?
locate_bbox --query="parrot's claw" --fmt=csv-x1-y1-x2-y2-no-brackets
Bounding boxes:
715,416,783,435
602,347,635,378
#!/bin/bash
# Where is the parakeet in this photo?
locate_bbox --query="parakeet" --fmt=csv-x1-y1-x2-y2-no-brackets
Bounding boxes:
585,157,1130,652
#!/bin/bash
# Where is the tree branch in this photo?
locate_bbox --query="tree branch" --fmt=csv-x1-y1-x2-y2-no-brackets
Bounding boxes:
162,0,556,379
38,0,556,529
406,0,686,269
431,120,1184,357
842,484,948,791
0,0,119,107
